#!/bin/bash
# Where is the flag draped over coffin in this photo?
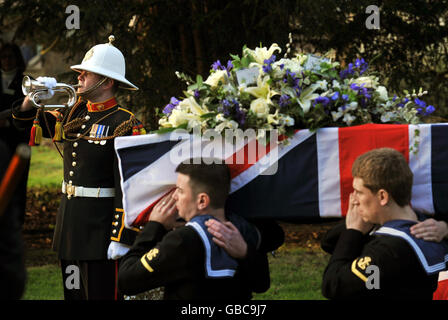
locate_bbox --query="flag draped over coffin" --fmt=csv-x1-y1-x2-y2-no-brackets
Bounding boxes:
114,123,448,228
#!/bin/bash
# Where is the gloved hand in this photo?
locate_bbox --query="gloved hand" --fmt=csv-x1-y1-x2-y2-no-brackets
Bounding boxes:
35,76,57,100
107,241,131,260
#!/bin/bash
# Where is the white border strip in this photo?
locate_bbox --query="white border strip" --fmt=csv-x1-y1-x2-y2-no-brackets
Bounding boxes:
316,127,341,217
409,124,434,214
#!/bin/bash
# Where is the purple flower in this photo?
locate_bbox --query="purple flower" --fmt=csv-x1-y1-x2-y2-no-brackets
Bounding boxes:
262,54,276,73
226,60,234,72
234,101,246,126
314,96,330,107
414,99,435,116
355,58,368,75
212,59,233,76
212,60,224,71
425,105,435,115
279,94,290,108
340,63,354,79
162,97,180,114
397,97,409,108
331,92,340,101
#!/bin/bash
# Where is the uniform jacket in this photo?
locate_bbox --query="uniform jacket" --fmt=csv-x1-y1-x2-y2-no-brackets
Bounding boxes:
0,70,30,153
118,213,272,300
321,222,439,300
12,97,140,260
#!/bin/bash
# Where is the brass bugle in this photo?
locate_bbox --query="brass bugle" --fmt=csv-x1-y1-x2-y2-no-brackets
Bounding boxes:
22,75,78,109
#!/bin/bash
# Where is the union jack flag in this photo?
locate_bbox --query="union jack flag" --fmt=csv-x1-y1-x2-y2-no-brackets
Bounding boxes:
114,123,448,228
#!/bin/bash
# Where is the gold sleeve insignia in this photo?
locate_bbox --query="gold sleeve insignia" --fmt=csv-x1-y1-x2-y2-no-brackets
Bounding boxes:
351,256,372,282
140,248,160,273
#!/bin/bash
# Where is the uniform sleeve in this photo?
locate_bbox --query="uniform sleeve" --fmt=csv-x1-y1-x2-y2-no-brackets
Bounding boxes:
321,221,347,254
118,222,201,296
237,243,271,294
237,220,285,294
11,100,60,139
321,228,399,299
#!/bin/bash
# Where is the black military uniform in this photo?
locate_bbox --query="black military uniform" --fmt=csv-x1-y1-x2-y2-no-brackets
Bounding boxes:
12,96,141,299
321,221,439,300
1,68,30,226
118,213,275,300
0,140,26,299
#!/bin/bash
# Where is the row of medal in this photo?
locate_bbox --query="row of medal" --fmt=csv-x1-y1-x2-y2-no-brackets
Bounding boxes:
88,124,109,145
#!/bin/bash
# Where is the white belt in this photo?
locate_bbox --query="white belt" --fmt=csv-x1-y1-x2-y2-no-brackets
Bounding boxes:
62,181,116,199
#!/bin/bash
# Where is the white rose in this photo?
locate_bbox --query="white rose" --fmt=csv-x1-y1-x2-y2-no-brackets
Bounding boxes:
376,86,388,101
158,117,172,128
250,98,271,118
204,69,228,88
168,108,199,127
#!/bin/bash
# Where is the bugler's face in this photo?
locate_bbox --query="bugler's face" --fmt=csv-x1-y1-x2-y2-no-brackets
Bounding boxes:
352,177,382,224
77,70,102,95
172,173,198,222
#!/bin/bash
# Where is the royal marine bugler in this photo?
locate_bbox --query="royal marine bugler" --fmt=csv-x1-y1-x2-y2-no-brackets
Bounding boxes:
12,35,144,300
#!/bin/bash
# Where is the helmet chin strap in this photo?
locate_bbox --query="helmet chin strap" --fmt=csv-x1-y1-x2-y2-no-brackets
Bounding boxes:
77,76,108,99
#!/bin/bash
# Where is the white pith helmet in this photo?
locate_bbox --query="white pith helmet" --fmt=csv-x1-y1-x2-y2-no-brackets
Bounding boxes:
70,35,138,90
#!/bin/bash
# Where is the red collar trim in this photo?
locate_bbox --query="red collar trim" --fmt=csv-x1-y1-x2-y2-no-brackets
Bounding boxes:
86,97,117,112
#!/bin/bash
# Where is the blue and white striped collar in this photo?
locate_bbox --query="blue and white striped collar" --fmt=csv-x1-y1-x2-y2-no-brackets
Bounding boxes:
375,219,448,275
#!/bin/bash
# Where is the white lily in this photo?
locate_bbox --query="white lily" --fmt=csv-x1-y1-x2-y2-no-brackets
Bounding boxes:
343,113,356,125
215,119,239,133
179,96,209,116
267,110,279,125
245,43,281,65
298,84,320,113
244,74,279,100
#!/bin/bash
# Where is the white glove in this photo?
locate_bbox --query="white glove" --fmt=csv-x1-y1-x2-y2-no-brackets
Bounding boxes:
107,241,131,260
35,76,57,100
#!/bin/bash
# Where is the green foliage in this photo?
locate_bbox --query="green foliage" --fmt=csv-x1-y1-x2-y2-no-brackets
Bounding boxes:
2,0,447,130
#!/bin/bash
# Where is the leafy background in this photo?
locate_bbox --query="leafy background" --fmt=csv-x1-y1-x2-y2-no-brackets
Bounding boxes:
1,0,447,129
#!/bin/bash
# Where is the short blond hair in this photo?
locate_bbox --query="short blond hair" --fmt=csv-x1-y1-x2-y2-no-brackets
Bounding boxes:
351,148,413,207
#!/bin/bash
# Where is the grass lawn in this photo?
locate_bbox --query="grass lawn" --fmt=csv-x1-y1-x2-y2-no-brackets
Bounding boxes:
254,245,329,300
22,265,63,300
27,140,63,188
